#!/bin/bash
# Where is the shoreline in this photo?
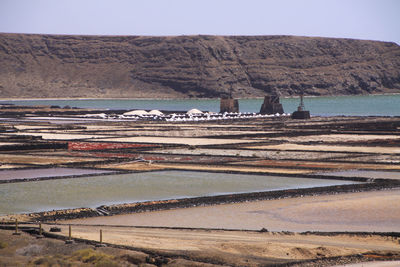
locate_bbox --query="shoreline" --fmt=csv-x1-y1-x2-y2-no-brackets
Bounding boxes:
1,93,400,102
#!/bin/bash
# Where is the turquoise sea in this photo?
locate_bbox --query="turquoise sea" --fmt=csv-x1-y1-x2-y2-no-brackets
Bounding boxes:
1,94,399,116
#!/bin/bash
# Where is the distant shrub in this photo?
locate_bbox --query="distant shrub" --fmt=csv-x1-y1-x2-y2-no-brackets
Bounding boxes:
32,255,70,266
95,259,120,267
72,248,116,265
27,248,123,266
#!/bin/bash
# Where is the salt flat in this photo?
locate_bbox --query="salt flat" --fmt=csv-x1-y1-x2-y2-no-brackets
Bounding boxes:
64,189,400,232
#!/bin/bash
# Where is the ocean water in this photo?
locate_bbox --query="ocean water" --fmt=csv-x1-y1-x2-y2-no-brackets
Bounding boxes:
1,94,399,116
0,170,359,215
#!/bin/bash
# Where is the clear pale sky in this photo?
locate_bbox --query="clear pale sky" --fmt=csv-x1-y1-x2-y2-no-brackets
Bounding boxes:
0,0,399,44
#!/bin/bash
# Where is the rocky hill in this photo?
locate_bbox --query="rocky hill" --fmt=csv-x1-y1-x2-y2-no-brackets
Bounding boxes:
0,33,399,99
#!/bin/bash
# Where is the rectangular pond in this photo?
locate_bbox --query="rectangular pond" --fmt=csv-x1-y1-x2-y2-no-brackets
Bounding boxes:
0,170,361,215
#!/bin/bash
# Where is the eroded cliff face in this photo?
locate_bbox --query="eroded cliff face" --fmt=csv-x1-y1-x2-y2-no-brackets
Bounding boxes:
0,33,399,98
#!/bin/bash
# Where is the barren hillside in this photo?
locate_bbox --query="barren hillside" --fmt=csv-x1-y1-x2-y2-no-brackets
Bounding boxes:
0,33,399,98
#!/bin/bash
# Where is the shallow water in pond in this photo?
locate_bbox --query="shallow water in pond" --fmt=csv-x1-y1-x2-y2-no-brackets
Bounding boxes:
0,170,360,215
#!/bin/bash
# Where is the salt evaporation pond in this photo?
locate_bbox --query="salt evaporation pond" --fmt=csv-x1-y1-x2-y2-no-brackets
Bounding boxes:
0,170,360,215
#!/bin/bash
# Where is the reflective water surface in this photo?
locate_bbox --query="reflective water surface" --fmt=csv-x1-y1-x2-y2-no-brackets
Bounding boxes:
1,94,399,116
0,170,360,215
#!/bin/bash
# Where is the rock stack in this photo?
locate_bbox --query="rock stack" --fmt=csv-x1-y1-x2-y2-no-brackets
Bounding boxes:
259,95,284,114
220,96,239,113
291,94,310,119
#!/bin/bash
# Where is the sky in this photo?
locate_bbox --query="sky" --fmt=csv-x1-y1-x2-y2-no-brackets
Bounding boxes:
0,0,399,44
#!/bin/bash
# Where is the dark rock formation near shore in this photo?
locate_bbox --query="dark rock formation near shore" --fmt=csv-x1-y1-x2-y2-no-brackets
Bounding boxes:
0,33,399,98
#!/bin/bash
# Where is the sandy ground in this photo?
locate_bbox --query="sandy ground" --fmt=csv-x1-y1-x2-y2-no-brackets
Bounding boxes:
64,189,400,232
51,224,400,262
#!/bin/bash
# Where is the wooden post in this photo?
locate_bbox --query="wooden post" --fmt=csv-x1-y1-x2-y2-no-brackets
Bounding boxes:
36,222,44,239
13,219,21,235
96,229,106,247
65,225,73,244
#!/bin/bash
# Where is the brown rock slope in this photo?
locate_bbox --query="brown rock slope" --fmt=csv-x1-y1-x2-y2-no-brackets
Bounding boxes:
0,33,399,98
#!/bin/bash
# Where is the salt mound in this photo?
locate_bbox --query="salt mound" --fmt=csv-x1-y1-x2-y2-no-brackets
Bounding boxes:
123,110,149,116
148,110,164,115
187,108,203,114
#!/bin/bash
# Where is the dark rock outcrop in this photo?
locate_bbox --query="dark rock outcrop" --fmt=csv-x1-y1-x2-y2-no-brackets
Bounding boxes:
259,95,284,114
220,97,239,113
0,33,399,98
